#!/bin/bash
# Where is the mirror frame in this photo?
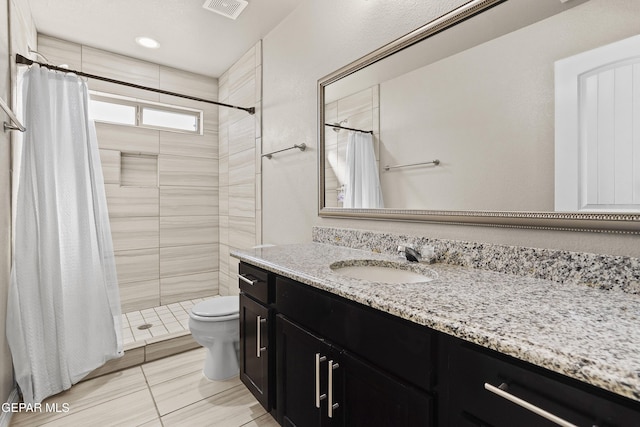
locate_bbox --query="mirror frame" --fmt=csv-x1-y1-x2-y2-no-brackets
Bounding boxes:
318,0,640,234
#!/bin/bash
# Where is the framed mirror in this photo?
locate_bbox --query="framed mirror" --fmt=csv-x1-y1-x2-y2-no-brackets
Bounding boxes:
318,0,640,234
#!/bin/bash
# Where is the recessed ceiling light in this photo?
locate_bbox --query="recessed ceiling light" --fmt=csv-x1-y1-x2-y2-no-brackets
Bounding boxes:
135,36,160,49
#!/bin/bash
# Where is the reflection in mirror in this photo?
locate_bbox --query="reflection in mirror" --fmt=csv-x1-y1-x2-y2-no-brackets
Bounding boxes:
320,0,640,224
324,86,382,208
555,34,640,213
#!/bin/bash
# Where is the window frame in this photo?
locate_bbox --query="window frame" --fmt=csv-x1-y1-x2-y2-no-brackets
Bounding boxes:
89,91,204,135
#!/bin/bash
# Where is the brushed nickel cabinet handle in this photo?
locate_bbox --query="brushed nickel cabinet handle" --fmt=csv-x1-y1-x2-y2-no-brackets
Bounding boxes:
315,353,327,408
256,316,267,358
238,273,258,286
328,360,340,418
484,383,578,427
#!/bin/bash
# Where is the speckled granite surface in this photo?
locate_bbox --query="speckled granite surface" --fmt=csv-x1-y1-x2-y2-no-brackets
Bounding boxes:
231,242,640,403
313,226,640,294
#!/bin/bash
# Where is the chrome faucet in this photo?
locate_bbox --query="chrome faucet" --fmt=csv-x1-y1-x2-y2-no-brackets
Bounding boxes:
398,245,421,262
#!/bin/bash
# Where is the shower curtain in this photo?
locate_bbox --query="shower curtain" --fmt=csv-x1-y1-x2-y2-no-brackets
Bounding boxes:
343,131,384,208
6,65,123,404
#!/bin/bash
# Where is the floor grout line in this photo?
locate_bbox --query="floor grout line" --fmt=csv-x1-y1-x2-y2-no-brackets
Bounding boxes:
158,383,246,420
140,365,166,427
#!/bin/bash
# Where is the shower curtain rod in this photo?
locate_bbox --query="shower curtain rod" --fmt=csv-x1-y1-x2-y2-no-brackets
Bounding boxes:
15,54,255,115
324,123,373,134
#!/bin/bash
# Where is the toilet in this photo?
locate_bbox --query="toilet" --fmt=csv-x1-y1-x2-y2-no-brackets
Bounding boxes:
188,296,240,381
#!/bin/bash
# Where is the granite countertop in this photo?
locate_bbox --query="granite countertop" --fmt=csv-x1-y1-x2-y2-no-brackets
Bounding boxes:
231,242,640,403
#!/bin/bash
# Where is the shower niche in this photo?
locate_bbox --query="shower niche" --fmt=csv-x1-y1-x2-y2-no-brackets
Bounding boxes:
120,153,159,187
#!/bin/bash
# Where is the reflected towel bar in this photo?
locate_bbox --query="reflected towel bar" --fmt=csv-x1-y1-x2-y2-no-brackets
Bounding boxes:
262,143,307,159
1,97,26,132
384,159,440,171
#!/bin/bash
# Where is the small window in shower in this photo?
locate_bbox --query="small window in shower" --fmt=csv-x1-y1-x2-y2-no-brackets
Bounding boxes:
141,106,200,133
89,91,203,134
89,98,137,126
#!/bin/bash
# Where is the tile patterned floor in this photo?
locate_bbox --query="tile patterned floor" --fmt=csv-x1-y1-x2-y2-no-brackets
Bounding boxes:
9,348,278,427
121,299,206,345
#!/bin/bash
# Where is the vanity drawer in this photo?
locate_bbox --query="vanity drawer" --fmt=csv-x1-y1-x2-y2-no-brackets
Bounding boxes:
446,337,640,427
238,263,272,304
276,276,436,392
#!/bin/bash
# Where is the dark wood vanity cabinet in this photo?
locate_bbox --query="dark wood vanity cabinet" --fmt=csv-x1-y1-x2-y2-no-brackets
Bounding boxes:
443,336,640,427
238,263,275,413
238,262,640,427
275,276,434,427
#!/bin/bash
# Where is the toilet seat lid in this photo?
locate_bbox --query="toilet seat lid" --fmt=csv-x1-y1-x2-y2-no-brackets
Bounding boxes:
191,296,239,317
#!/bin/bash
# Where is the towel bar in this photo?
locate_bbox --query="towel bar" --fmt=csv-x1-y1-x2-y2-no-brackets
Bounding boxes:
0,97,25,132
384,159,440,171
262,143,307,159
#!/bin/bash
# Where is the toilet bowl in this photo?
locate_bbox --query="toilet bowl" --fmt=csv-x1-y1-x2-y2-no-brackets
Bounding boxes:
188,296,240,381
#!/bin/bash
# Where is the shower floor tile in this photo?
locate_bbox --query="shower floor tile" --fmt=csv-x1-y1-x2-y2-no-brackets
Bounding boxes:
122,297,206,346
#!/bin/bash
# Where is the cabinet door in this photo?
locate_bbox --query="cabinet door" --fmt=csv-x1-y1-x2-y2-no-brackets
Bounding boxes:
340,350,433,427
277,315,339,427
240,293,271,411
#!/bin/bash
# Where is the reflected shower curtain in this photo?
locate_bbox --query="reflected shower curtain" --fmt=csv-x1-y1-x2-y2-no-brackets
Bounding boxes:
343,131,384,208
6,65,123,404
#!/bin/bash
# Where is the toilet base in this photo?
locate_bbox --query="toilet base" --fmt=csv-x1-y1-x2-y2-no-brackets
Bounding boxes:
202,341,239,381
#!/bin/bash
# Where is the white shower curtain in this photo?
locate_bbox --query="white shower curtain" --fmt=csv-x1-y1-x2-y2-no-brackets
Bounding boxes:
6,65,123,404
343,131,384,208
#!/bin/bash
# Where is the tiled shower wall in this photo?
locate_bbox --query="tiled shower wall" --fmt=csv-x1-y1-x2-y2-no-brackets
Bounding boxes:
37,35,220,312
218,42,262,296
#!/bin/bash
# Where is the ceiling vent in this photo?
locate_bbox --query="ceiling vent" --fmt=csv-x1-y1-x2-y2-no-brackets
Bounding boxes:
202,0,249,20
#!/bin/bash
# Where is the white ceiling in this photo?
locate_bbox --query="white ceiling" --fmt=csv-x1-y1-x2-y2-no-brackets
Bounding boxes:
26,0,304,77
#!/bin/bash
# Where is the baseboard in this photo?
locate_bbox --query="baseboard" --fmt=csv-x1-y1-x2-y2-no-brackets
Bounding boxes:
0,387,19,427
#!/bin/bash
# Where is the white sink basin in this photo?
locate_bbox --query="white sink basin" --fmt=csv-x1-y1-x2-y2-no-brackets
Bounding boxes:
330,260,437,284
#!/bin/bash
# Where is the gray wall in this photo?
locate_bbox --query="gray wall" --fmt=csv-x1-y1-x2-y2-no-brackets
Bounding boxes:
261,0,640,258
